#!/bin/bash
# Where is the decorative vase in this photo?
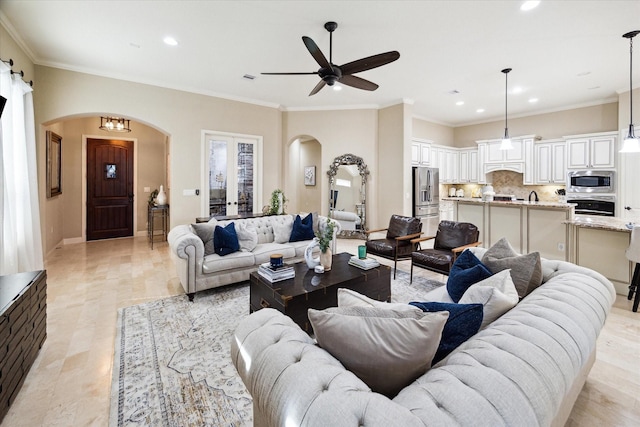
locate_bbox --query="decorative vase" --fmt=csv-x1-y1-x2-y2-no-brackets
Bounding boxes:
320,247,332,271
304,238,321,269
156,185,167,206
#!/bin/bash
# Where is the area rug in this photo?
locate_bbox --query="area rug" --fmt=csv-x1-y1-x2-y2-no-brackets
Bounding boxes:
110,270,444,427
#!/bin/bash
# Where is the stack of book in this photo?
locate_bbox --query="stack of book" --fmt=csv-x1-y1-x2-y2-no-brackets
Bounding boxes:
258,263,295,282
348,256,380,270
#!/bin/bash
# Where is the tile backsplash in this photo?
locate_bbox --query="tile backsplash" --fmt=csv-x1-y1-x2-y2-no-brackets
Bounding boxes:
443,171,565,201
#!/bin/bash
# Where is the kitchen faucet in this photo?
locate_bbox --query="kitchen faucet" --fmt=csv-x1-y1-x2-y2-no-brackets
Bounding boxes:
529,191,539,202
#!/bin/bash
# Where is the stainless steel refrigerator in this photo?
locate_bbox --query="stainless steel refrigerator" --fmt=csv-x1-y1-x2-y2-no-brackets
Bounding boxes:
413,167,440,238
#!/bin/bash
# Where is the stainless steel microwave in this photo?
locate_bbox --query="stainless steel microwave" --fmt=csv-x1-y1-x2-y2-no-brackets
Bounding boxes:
567,170,615,193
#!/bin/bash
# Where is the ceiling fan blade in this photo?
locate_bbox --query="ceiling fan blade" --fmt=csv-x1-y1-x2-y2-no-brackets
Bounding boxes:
302,36,332,70
261,72,318,75
309,79,326,96
339,75,379,91
340,51,400,75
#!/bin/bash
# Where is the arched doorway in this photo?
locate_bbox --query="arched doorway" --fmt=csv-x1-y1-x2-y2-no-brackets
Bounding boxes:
287,136,322,215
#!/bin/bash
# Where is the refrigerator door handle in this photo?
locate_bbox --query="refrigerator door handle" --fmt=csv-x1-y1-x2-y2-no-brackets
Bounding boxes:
426,170,431,202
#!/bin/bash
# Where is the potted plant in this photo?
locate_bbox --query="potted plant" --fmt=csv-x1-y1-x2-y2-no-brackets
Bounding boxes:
266,189,287,215
315,219,335,270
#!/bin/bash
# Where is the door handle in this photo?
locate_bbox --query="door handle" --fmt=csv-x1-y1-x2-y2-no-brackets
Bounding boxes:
128,194,134,202
227,202,232,205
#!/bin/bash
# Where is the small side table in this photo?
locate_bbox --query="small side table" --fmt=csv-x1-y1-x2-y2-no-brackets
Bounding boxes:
148,204,169,249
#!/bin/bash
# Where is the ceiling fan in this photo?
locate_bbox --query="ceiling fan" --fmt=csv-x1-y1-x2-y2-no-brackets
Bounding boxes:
262,21,400,96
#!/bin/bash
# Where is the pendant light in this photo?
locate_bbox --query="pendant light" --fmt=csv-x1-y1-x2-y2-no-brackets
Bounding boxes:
500,68,513,150
620,30,640,153
99,116,131,133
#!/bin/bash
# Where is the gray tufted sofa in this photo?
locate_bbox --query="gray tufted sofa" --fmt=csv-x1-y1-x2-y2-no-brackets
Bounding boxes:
168,214,338,299
231,246,615,427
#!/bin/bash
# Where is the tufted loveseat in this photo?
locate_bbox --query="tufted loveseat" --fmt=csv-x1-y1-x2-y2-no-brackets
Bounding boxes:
168,214,338,299
231,246,616,427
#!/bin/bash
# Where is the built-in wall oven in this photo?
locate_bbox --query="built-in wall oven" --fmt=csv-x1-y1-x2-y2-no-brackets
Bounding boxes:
567,170,615,193
567,195,616,216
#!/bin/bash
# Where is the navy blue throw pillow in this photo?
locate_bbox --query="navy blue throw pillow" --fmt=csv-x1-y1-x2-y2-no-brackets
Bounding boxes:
289,214,315,242
409,301,483,364
447,250,493,302
213,223,240,256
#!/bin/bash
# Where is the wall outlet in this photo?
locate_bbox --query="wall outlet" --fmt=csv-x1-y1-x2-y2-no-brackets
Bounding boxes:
557,242,565,252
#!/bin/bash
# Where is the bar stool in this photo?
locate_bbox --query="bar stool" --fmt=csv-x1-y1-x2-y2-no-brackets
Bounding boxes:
625,225,640,312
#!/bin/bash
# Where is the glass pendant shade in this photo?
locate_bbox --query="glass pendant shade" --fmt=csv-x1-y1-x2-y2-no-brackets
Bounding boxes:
620,124,640,153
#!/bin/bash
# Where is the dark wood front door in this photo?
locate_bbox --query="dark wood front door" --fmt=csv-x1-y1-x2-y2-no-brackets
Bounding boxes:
87,138,134,240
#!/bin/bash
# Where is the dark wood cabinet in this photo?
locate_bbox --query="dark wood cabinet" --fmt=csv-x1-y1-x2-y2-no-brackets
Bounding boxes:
0,270,47,423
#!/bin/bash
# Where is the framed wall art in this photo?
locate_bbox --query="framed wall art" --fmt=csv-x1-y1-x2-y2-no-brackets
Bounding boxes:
304,166,316,186
46,130,62,198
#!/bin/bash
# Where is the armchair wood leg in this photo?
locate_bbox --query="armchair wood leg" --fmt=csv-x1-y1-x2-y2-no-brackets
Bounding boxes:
410,261,413,284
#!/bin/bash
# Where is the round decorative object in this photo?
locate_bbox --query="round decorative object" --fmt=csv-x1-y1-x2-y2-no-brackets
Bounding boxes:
314,265,324,274
305,238,321,269
156,185,167,205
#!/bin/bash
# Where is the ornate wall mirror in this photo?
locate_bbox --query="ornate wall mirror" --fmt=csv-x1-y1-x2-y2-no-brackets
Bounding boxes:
327,153,369,238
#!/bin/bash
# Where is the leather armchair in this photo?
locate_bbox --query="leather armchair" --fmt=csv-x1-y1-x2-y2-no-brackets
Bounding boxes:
410,221,481,282
365,214,423,278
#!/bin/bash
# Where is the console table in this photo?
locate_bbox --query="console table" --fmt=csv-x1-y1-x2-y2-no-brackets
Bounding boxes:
148,204,169,249
0,270,47,422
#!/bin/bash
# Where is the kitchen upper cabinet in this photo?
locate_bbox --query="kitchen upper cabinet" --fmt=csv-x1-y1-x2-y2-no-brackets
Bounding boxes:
457,148,478,183
534,140,566,184
566,132,616,169
430,145,458,183
477,135,535,184
411,138,432,166
486,139,524,163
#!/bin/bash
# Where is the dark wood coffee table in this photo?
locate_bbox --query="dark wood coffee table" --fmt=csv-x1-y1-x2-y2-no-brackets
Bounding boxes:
249,252,391,333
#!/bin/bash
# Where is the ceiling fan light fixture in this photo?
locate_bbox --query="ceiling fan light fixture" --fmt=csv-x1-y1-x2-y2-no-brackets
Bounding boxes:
500,68,513,150
621,30,640,153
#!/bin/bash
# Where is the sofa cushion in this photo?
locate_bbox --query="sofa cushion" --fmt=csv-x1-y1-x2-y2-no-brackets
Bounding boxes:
273,219,294,244
287,239,312,258
233,221,258,252
338,288,423,313
290,214,315,242
482,237,543,298
447,250,493,302
201,250,256,273
300,211,319,233
409,301,484,364
252,243,296,265
308,306,448,398
459,269,519,328
190,222,216,256
213,223,240,256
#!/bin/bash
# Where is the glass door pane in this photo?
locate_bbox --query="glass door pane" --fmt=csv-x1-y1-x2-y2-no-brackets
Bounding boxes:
236,142,254,215
208,139,228,217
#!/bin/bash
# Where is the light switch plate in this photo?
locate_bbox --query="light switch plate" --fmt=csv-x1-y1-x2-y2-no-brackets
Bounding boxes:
183,189,197,196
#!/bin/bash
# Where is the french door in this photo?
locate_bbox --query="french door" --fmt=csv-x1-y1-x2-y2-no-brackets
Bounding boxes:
201,132,262,217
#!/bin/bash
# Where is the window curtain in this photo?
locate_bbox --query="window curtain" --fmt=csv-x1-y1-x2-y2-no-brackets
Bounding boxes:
0,61,44,274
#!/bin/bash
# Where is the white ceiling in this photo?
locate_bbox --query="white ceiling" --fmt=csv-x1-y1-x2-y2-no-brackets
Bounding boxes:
2,0,639,127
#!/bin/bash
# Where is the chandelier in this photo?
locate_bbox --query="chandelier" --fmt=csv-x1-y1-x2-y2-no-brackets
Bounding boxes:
99,116,131,133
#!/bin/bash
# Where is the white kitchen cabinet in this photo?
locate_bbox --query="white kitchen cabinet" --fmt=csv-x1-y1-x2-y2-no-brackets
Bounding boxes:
411,138,432,166
566,132,616,169
429,145,458,183
486,139,524,163
477,135,535,184
534,140,566,184
457,148,478,183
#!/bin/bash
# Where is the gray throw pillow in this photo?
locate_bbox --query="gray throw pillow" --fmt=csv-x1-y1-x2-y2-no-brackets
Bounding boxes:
481,237,543,298
235,221,258,251
308,306,448,397
190,222,216,256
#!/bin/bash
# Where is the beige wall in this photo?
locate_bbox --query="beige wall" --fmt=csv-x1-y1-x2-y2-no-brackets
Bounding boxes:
454,102,619,147
34,66,282,234
297,139,321,214
282,109,379,226
617,88,640,131
412,117,455,146
0,25,34,86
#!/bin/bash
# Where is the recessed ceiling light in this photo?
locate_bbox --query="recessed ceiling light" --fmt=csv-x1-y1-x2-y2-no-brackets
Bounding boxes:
512,86,523,94
521,1,540,11
528,98,538,103
163,36,178,46
456,101,464,106
476,108,485,113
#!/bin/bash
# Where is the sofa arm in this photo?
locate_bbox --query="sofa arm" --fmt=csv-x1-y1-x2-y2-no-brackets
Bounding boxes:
167,225,204,294
231,309,422,427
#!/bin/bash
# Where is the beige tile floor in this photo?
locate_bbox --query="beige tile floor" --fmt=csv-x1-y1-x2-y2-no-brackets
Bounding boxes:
1,236,638,426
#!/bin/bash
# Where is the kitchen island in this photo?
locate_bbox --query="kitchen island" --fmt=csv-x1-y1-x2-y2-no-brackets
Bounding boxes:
564,216,632,296
443,197,575,261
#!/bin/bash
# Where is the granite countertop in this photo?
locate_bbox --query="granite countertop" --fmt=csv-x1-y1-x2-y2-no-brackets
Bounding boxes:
565,215,634,233
442,197,575,209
